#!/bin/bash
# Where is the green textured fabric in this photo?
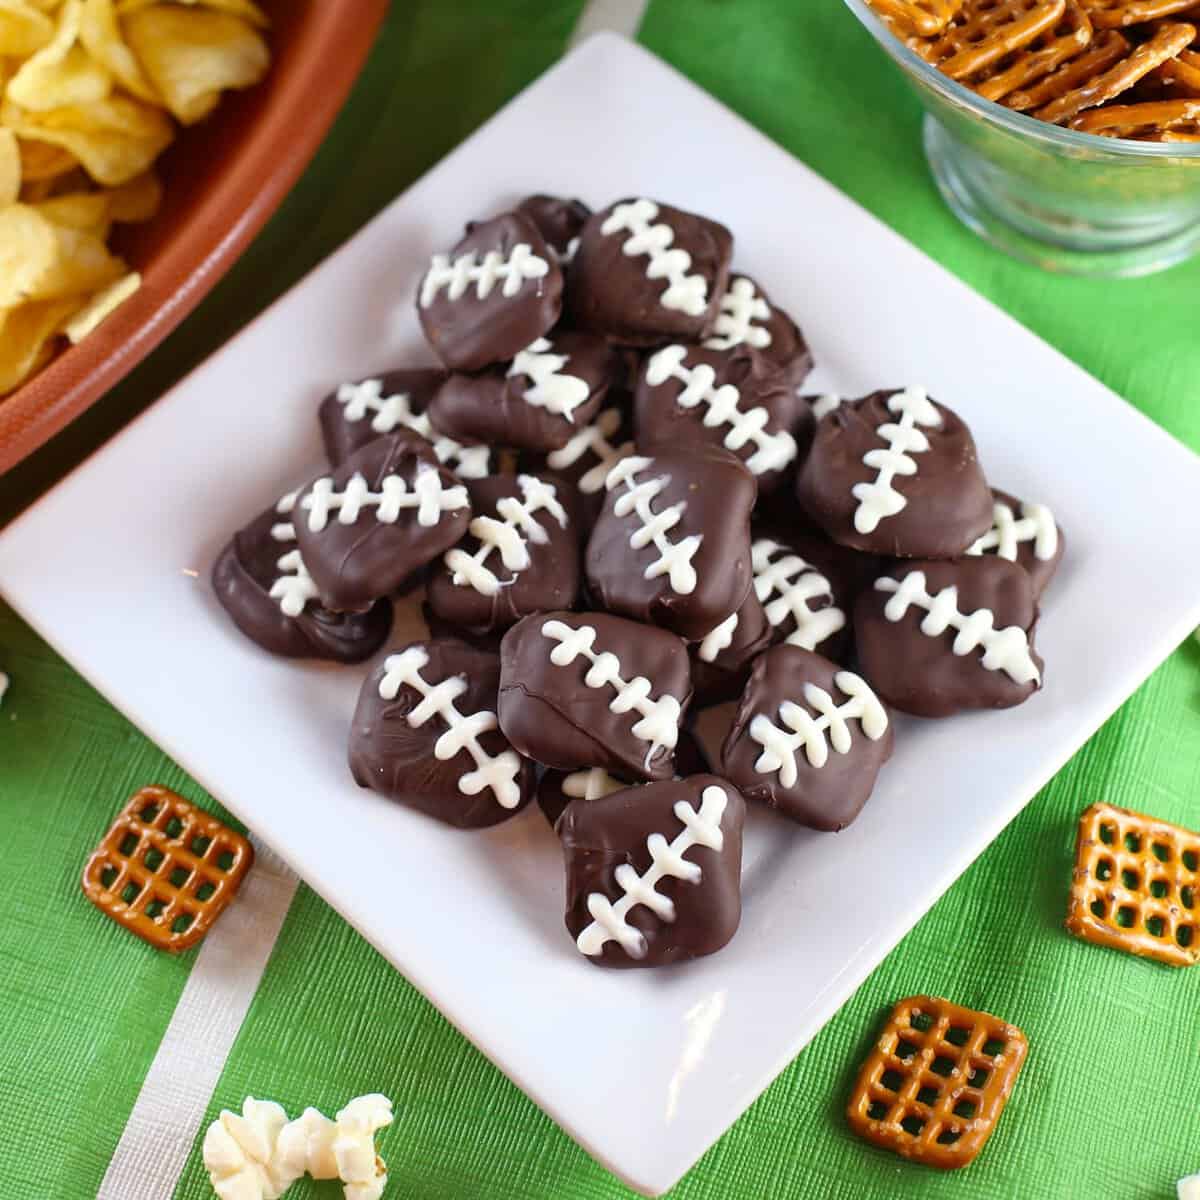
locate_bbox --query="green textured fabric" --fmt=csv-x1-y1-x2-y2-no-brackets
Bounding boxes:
3,1,1200,1198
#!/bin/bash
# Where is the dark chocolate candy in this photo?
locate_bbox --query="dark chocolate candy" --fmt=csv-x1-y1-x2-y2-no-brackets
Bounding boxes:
585,445,755,642
721,645,893,831
965,488,1064,600
560,774,745,968
425,473,582,637
796,388,993,558
293,431,471,612
318,368,491,478
417,211,562,371
703,274,814,394
635,343,802,494
747,534,850,661
348,639,533,828
211,492,391,662
498,610,692,782
536,728,711,830
515,194,591,259
855,557,1043,717
568,198,733,344
689,588,773,705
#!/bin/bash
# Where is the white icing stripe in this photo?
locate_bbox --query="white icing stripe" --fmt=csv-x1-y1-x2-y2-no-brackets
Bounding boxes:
563,767,626,802
645,345,797,476
541,620,681,765
379,647,522,807
605,456,702,595
334,379,489,478
875,571,1041,684
851,387,942,535
507,338,591,421
266,491,319,618
967,498,1058,562
419,243,548,307
302,465,467,532
576,785,728,959
444,475,567,598
812,393,842,421
546,406,634,495
703,277,771,351
697,611,739,663
750,672,888,786
751,538,846,651
599,199,709,316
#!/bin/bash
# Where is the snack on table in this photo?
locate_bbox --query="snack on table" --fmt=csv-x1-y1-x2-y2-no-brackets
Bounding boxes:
965,487,1064,598
0,0,271,396
417,210,562,371
1180,1174,1200,1200
498,610,692,782
846,995,1028,1168
748,534,851,658
690,586,773,704
81,784,253,951
721,645,894,831
349,639,533,828
856,557,1043,715
212,489,393,661
203,1096,295,1200
868,0,1200,138
560,774,745,968
425,473,582,637
568,197,733,344
1065,801,1199,966
514,192,591,260
635,343,803,494
585,445,756,642
796,387,993,558
293,431,471,613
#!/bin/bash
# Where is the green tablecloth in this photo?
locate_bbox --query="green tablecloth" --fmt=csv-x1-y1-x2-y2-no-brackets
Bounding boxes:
3,3,1199,1197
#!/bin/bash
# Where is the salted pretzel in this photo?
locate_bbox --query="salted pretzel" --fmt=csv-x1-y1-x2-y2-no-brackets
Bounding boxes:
1071,94,1200,129
1082,0,1200,28
82,785,254,952
969,1,1095,100
1156,46,1200,92
1003,28,1130,106
1065,802,1199,967
915,0,1070,79
867,0,965,36
1034,20,1196,120
846,995,1028,1169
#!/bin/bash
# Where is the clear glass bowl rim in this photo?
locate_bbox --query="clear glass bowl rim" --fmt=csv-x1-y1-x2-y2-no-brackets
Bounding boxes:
842,0,1200,159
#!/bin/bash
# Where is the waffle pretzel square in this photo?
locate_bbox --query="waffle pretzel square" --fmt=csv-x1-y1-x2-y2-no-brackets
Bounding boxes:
82,786,254,952
1082,0,1200,28
1065,802,1200,966
969,1,1094,101
916,0,1070,80
1003,28,1129,106
867,0,965,36
847,995,1028,1169
1034,20,1196,121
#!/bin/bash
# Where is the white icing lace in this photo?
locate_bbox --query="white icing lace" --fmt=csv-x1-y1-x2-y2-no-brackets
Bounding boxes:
507,337,591,421
752,538,846,651
703,277,771,351
562,767,626,802
967,498,1058,562
419,243,548,307
599,199,709,316
546,407,634,495
302,465,467,532
267,491,319,617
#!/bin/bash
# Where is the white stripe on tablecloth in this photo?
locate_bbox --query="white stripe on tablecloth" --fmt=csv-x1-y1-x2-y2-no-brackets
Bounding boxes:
97,838,299,1200
569,0,650,46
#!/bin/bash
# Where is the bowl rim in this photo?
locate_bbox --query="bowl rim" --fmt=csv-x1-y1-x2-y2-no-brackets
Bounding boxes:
842,0,1200,159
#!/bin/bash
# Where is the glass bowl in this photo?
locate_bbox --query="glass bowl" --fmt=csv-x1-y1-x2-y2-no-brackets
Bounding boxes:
842,0,1200,276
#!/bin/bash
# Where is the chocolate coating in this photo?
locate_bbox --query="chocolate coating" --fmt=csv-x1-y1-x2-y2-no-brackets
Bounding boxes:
635,343,802,494
560,774,745,968
704,274,815,395
293,431,471,613
536,728,711,830
515,194,591,258
967,488,1065,600
211,498,391,662
568,198,732,344
498,610,692,781
425,473,582,637
855,557,1043,717
721,645,894,831
796,389,993,558
689,588,773,705
417,211,563,371
318,369,446,467
348,639,533,828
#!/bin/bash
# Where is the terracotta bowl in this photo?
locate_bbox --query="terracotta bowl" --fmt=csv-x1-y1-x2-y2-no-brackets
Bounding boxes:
0,0,389,475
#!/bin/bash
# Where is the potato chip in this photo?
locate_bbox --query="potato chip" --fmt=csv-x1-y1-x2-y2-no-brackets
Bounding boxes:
0,126,19,203
7,0,112,112
34,189,111,236
0,296,78,394
17,133,77,179
115,0,268,29
104,166,159,220
62,268,138,342
122,6,268,124
79,0,157,101
0,202,122,306
0,0,56,58
3,91,172,184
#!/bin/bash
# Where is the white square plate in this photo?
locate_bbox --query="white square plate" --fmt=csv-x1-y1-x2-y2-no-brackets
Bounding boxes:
4,34,1200,1198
